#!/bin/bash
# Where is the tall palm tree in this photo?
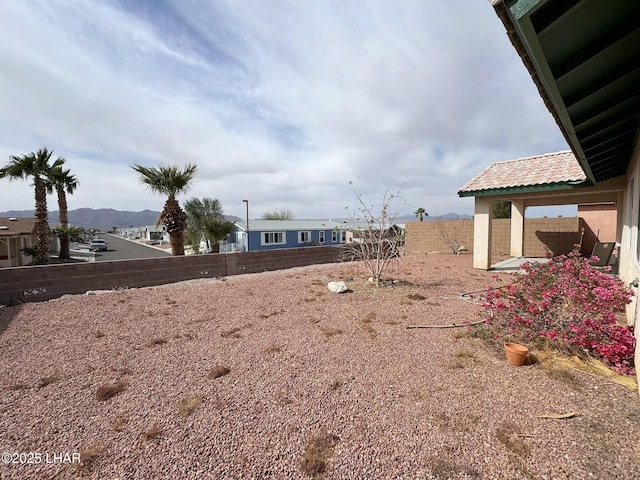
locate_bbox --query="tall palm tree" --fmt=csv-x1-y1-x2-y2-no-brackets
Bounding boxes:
47,165,79,260
414,207,428,222
132,163,197,255
0,148,64,264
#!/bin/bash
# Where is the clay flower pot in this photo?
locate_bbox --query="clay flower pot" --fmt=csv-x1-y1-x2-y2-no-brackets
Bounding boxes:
504,342,529,366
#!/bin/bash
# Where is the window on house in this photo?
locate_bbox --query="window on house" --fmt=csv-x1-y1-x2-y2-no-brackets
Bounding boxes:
298,231,311,243
262,232,285,245
341,231,347,243
319,231,325,244
332,231,338,242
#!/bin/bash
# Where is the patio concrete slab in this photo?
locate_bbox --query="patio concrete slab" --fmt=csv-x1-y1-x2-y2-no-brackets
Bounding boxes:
490,257,550,272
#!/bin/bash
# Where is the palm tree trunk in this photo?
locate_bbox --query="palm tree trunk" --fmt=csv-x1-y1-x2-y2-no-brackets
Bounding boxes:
34,177,50,264
169,231,185,255
57,188,71,259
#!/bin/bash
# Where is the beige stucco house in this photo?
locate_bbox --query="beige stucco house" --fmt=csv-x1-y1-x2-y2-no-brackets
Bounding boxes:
0,217,37,267
487,0,640,384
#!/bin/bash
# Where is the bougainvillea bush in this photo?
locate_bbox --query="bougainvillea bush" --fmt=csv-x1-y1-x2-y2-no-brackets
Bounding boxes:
482,248,636,375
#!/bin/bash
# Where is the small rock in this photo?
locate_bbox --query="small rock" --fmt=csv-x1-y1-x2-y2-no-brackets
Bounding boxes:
327,281,348,293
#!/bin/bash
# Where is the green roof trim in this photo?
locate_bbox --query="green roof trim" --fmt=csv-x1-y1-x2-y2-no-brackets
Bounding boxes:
458,180,592,198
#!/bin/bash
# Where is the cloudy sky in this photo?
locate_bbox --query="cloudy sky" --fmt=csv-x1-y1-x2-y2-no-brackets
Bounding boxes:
0,0,571,220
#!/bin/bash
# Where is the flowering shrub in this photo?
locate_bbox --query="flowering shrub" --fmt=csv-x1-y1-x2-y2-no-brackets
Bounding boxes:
482,248,636,375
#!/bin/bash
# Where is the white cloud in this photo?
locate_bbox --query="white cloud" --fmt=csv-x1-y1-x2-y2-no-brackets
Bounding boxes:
0,0,567,221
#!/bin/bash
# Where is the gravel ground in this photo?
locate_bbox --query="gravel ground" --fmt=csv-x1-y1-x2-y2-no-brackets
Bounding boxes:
1,253,639,479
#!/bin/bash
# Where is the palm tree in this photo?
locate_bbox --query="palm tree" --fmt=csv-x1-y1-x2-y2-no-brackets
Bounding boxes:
132,163,197,255
0,148,64,264
414,207,428,222
202,216,236,253
47,165,79,260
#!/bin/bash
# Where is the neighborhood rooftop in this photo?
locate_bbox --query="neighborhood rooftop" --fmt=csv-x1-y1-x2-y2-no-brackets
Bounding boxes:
457,150,588,197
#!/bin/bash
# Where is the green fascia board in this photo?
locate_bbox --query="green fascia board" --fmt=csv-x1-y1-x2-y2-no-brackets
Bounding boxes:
457,180,592,198
507,0,545,20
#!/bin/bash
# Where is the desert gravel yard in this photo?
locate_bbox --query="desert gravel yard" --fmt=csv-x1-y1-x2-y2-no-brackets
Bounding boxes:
1,253,640,479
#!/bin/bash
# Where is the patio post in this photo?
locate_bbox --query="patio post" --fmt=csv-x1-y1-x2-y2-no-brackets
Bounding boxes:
510,200,525,257
473,196,493,269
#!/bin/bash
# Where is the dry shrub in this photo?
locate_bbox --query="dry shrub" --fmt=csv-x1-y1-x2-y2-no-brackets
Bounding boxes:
94,331,106,338
301,431,339,476
178,394,203,418
221,327,242,338
407,293,427,301
79,444,104,471
260,309,285,319
145,338,167,348
496,421,529,456
96,380,129,401
330,379,344,390
38,376,61,388
141,426,162,441
362,312,376,323
208,366,231,379
112,417,129,431
263,344,282,353
320,327,343,338
9,382,29,391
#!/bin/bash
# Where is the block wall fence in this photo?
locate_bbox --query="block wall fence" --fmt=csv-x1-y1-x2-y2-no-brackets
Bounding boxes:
0,246,342,307
405,217,585,257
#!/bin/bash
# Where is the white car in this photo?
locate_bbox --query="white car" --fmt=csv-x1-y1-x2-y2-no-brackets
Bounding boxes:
89,239,108,252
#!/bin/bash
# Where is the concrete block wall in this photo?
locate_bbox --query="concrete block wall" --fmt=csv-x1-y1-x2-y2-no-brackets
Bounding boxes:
0,246,341,306
406,217,583,256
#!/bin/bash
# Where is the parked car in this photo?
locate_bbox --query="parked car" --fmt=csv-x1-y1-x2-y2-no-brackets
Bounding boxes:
89,239,108,251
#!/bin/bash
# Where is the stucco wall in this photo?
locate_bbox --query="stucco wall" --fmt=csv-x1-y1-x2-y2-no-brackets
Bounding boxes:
578,203,618,255
405,217,582,257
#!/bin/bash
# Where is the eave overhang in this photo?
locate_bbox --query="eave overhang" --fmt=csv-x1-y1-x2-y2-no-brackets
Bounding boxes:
493,0,640,184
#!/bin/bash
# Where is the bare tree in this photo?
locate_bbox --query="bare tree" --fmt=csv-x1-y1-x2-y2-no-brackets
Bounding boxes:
341,183,404,286
434,216,468,254
262,208,295,220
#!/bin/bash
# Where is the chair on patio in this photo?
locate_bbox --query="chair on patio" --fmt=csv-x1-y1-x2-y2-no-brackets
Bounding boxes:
590,241,615,268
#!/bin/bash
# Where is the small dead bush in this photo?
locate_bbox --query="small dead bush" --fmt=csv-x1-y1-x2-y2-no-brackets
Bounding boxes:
496,421,529,456
145,338,167,348
407,293,427,301
208,366,231,379
263,344,282,353
330,379,344,390
320,327,343,338
221,327,242,338
141,426,162,441
178,394,203,418
79,444,104,471
9,382,30,391
301,431,339,477
362,312,376,323
96,380,129,401
112,417,129,432
38,376,61,388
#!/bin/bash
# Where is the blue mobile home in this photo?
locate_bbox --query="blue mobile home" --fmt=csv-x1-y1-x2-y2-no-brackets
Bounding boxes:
232,220,350,252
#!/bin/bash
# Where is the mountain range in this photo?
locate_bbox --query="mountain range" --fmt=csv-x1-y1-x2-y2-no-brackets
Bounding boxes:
0,208,470,232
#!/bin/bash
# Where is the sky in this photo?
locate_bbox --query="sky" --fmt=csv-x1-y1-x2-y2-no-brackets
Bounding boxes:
0,0,575,220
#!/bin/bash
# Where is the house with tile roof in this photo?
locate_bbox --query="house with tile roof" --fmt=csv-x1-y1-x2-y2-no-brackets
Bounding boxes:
458,150,623,267
0,217,38,267
487,0,640,384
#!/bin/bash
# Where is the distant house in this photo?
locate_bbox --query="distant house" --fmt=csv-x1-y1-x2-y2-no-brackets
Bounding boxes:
142,225,168,243
0,217,37,267
231,220,352,252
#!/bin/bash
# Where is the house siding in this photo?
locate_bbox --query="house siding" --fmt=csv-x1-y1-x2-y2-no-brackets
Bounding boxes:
248,229,341,251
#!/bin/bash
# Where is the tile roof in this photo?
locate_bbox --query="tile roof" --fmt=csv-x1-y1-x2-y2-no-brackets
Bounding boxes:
0,217,37,236
458,150,587,196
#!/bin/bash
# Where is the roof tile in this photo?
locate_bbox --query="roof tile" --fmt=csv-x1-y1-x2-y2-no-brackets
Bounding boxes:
458,150,586,194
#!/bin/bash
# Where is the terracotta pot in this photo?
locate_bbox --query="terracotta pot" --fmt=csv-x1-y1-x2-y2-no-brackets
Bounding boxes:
504,342,529,366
